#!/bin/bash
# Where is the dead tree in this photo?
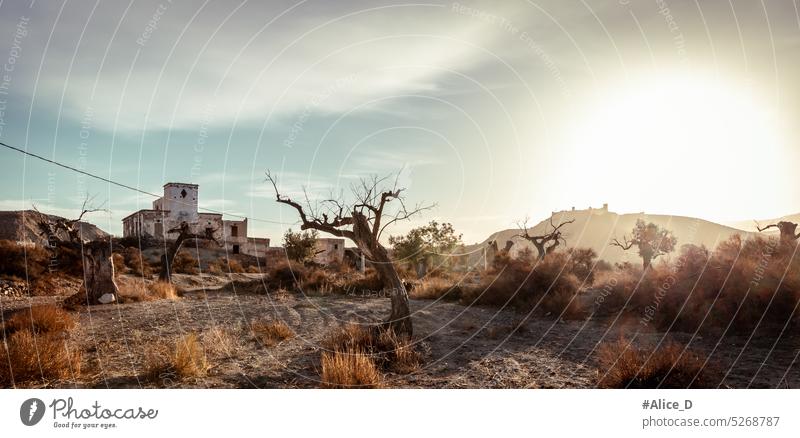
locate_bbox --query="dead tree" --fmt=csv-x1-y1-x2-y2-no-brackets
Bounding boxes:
159,221,218,282
266,171,433,336
33,198,118,305
756,221,800,246
611,219,677,269
517,216,574,259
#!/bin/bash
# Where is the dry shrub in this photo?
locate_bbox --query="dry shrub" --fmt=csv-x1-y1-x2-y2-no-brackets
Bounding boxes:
4,305,75,335
596,339,722,388
144,333,208,382
462,252,584,319
149,281,178,300
321,350,383,388
410,276,464,301
299,266,342,295
118,280,177,302
173,334,208,378
172,251,199,275
227,259,245,273
245,264,262,274
267,261,307,290
0,240,50,282
250,320,294,347
321,323,421,377
206,261,224,275
122,247,153,277
0,330,82,387
112,253,127,275
595,236,800,334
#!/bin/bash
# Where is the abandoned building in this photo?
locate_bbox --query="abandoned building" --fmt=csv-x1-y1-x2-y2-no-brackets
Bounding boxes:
314,238,345,264
122,182,269,257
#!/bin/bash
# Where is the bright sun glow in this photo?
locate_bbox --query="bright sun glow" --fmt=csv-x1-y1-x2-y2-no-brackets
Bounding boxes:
563,72,788,221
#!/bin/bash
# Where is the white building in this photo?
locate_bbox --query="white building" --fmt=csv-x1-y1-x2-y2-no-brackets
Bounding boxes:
122,182,269,257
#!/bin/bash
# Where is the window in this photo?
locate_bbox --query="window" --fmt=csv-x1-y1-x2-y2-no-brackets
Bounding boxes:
231,225,239,237
232,245,240,254
180,189,187,198
334,244,338,250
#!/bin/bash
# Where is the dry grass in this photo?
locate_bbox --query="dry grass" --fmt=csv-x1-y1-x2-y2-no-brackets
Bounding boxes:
250,320,294,347
118,280,178,302
596,339,722,389
410,276,464,301
149,281,178,300
0,330,82,387
202,326,241,357
4,305,76,335
320,323,421,388
321,349,383,388
144,333,208,383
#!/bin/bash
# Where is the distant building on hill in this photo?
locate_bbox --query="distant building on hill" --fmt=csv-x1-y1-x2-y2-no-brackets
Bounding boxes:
553,203,609,217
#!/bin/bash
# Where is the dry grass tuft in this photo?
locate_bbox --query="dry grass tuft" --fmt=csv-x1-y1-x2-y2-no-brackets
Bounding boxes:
202,326,241,357
410,276,464,301
250,320,294,347
144,333,208,383
118,280,178,302
319,323,421,388
4,305,76,335
596,339,722,389
321,349,383,388
173,333,208,378
149,281,178,300
0,330,82,387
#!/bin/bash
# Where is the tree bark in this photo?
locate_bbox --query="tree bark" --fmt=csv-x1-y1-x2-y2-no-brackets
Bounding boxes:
84,243,120,303
351,212,413,336
67,241,119,306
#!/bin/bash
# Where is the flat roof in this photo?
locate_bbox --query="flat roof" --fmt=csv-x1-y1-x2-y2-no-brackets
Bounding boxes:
163,182,199,188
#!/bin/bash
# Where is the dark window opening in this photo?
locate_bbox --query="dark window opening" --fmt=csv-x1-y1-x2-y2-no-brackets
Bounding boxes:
334,244,338,250
232,245,240,254
180,189,187,198
231,225,239,237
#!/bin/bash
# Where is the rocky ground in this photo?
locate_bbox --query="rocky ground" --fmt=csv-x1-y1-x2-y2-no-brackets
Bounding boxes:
1,274,797,388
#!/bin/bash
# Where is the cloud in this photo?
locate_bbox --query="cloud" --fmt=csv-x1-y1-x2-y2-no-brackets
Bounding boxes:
6,1,508,132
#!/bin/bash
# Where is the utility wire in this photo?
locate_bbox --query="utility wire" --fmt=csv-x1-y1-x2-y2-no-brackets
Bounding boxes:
0,140,295,225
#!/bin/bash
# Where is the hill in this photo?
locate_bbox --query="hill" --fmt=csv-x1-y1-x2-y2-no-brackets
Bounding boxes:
468,206,755,266
0,210,110,246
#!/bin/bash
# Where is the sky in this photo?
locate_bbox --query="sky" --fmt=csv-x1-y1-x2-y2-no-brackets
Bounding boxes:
0,0,798,243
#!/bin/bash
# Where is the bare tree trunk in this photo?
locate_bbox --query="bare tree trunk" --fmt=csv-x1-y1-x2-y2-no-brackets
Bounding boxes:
159,246,178,282
159,232,188,282
533,241,546,260
352,213,412,336
77,242,119,305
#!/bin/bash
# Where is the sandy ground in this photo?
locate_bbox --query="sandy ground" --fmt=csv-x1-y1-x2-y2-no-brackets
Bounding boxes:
1,274,797,388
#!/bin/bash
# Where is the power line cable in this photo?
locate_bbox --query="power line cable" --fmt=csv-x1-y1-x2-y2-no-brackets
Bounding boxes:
0,140,295,225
